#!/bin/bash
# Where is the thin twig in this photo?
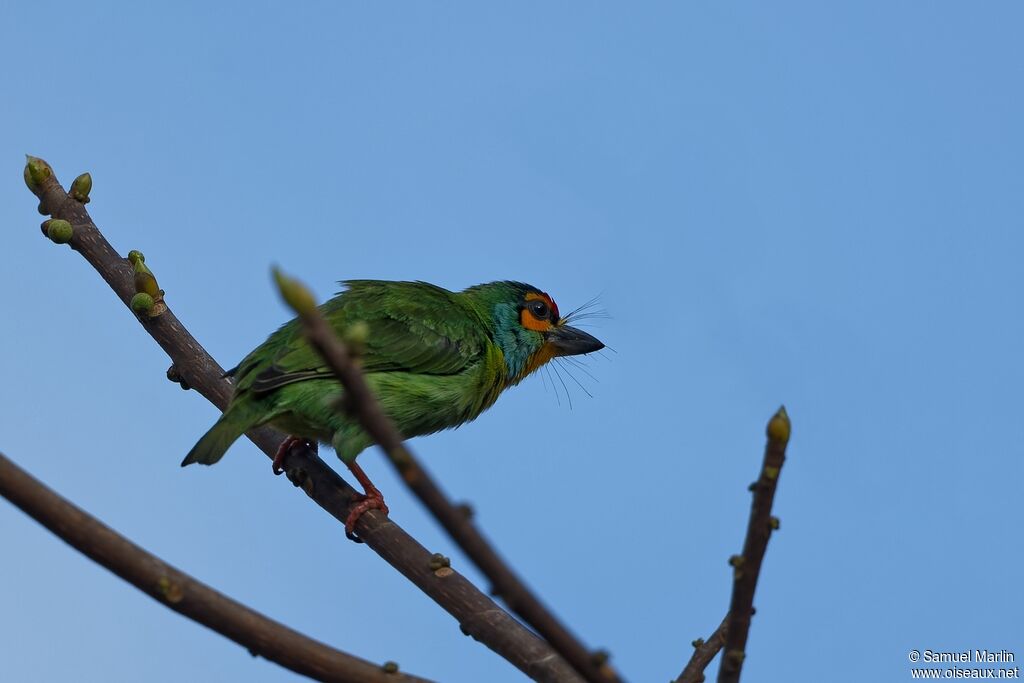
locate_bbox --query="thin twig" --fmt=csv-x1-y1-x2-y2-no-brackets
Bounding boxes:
0,452,434,683
23,157,584,683
385,454,620,683
717,407,791,683
675,616,728,683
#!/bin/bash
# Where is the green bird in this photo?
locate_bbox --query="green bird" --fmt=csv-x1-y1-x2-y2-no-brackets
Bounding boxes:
183,280,604,534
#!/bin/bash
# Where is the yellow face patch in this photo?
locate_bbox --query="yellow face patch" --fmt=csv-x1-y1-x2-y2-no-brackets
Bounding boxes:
520,291,556,332
520,308,552,332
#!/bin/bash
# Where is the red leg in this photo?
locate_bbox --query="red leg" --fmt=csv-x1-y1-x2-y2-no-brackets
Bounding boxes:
272,437,317,475
343,459,389,541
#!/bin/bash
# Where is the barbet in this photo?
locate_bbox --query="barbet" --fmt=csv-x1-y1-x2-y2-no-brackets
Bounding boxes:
183,280,604,533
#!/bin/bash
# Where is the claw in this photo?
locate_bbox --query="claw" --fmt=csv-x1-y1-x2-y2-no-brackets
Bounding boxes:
343,459,389,542
272,437,316,475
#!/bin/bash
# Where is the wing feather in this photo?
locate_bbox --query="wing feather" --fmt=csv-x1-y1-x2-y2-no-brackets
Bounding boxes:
234,281,488,395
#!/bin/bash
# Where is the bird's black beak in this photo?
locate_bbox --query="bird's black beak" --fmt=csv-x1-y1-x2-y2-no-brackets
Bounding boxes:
547,324,604,356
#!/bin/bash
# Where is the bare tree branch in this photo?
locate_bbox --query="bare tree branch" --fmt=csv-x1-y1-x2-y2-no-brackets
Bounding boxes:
398,468,618,680
23,156,585,683
0,451,434,683
672,409,790,683
675,617,727,683
360,422,620,683
717,407,790,683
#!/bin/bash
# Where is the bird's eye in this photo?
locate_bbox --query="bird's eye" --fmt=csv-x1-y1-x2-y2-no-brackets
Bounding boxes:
529,300,550,320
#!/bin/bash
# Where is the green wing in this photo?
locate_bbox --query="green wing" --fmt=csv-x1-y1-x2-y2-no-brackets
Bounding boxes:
232,280,489,396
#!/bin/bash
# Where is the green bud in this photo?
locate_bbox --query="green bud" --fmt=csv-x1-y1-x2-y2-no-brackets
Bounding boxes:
134,270,162,298
25,155,52,188
343,320,370,356
428,553,451,570
129,251,162,298
590,649,610,666
45,219,73,244
769,516,780,530
71,172,92,203
131,292,155,314
382,661,399,674
767,405,790,443
272,267,318,315
166,364,191,390
156,576,184,603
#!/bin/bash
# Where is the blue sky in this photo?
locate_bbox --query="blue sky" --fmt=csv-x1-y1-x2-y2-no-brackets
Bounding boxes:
2,3,1022,682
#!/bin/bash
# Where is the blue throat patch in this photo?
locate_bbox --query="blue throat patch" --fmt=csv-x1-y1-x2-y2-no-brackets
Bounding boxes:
491,302,541,380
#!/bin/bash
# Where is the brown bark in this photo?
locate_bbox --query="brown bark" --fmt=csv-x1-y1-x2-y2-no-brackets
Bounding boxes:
0,452,434,683
717,408,790,683
675,617,727,683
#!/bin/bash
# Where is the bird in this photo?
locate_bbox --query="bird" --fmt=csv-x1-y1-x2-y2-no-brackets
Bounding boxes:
182,279,605,535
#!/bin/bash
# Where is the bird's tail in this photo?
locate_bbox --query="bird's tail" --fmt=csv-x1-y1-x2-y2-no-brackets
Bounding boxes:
181,410,251,466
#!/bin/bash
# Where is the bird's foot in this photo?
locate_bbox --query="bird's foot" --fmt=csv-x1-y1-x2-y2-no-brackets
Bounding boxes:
344,459,389,543
273,436,317,475
344,487,389,542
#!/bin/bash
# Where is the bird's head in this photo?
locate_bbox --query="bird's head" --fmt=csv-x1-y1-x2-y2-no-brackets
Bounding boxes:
466,281,605,385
